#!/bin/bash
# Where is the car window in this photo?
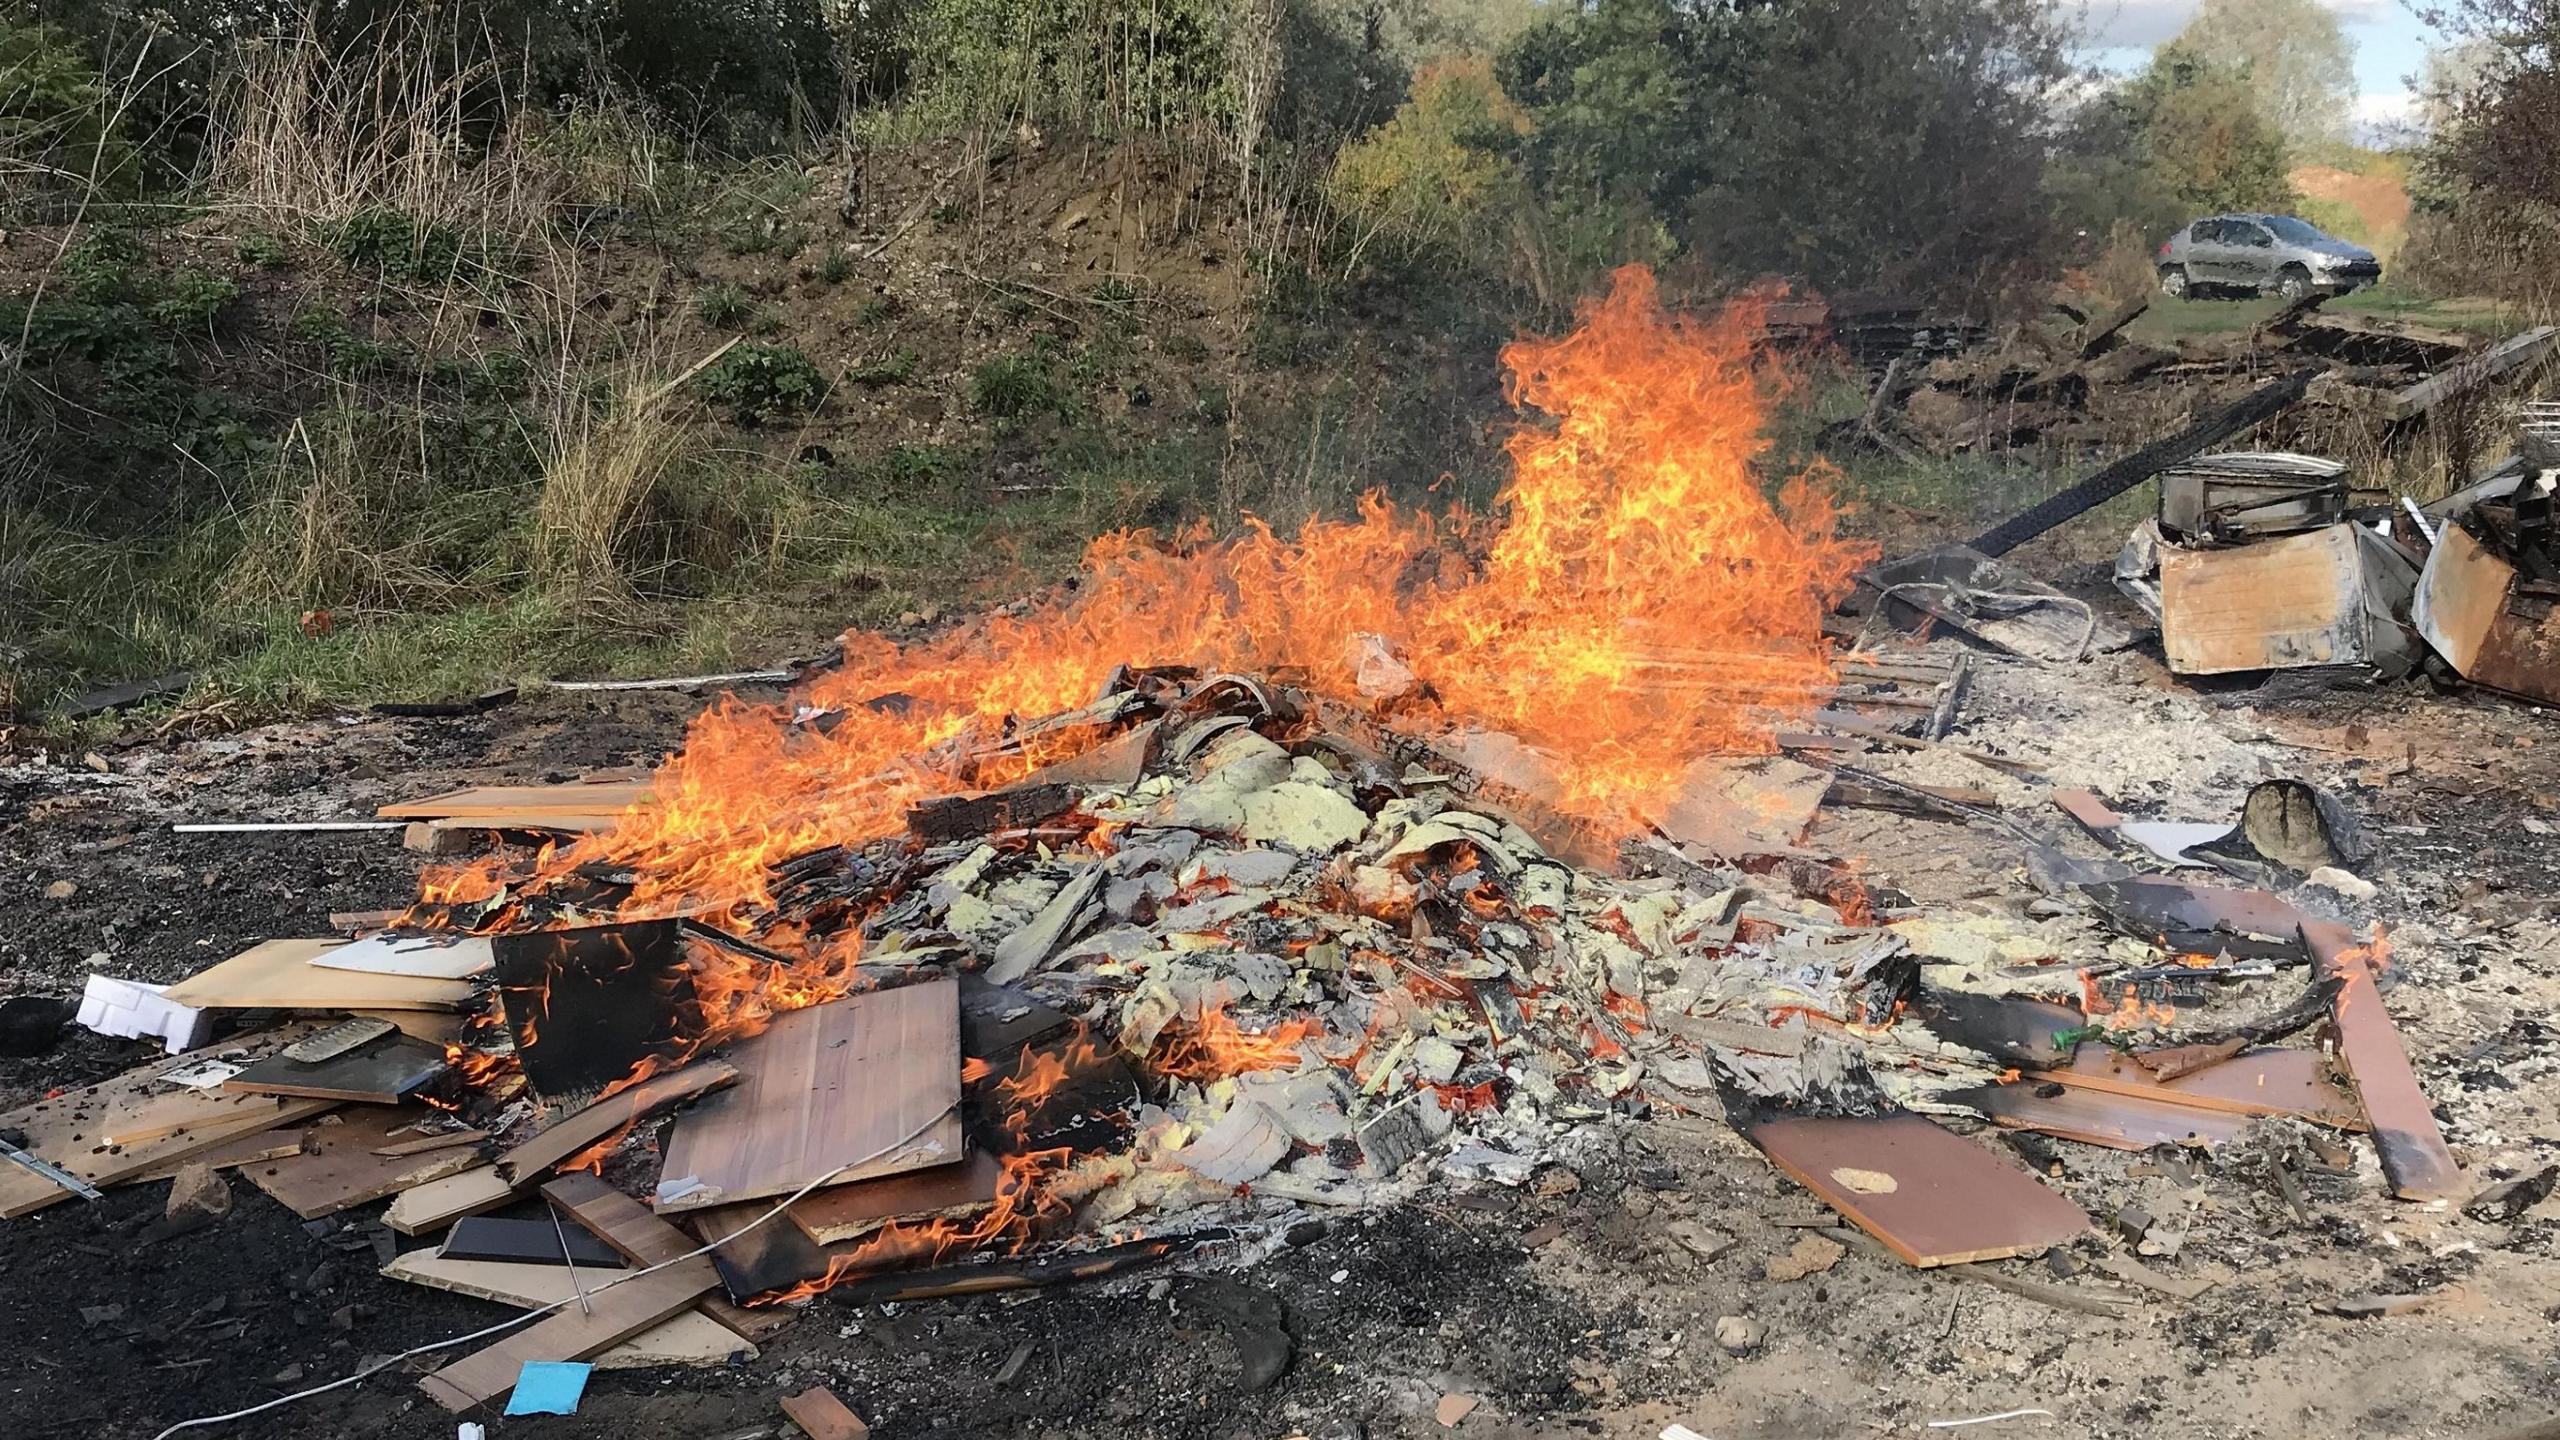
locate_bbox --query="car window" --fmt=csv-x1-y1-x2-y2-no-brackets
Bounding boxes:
2187,220,2222,244
2235,222,2273,248
2264,216,2325,244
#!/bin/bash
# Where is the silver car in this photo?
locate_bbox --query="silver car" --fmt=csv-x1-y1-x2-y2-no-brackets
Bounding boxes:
2156,214,2382,301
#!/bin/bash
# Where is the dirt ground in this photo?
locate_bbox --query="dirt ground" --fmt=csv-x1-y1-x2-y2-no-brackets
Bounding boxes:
3,580,2558,1440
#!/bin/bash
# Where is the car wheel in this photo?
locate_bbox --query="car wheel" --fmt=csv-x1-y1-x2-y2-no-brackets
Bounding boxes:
2159,266,2189,300
2275,268,2312,302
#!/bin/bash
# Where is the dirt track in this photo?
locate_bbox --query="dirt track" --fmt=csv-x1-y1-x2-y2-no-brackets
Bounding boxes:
3,645,2557,1439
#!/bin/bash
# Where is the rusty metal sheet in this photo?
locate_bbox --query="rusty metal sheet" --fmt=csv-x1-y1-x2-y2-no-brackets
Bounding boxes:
1746,1111,2090,1267
2299,921,2464,1201
2159,526,2371,674
2415,524,2560,705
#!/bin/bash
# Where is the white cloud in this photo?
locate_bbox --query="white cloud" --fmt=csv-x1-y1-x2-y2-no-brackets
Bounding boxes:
2354,90,2416,125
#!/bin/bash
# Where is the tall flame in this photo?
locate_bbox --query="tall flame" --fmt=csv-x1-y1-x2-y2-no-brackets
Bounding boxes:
431,265,1867,920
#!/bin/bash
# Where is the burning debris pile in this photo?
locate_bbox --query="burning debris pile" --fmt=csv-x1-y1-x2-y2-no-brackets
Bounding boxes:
0,265,2487,1429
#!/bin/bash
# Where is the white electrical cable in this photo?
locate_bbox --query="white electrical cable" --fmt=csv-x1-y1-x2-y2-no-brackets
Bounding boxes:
149,1115,953,1439
1926,1409,2059,1429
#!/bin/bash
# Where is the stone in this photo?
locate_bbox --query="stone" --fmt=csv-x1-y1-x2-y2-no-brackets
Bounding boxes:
1713,1314,1763,1352
43,879,76,900
1764,1233,1844,1282
2305,866,2379,902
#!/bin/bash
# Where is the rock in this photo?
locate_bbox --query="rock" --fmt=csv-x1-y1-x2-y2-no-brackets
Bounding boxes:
1530,1165,1582,1199
1410,1037,1463,1086
160,1162,233,1237
1433,1393,1479,1427
43,879,76,900
1665,1222,1737,1262
2305,866,2378,901
1765,1232,1845,1282
1713,1314,1763,1352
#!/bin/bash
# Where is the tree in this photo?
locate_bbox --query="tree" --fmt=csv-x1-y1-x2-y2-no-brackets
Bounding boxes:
2110,42,2299,215
1490,0,2078,299
2172,0,2359,146
2405,0,2560,293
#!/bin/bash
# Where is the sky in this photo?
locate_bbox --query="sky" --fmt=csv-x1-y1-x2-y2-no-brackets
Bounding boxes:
2075,0,2439,136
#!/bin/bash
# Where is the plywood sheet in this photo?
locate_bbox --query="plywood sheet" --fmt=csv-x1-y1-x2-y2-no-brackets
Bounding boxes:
163,939,477,1013
790,1149,1004,1246
1959,1081,2254,1151
1749,1111,2091,1267
656,980,964,1214
2044,1046,2363,1128
0,1025,337,1218
242,1106,484,1219
2300,921,2464,1200
384,1062,736,1234
381,1254,753,1370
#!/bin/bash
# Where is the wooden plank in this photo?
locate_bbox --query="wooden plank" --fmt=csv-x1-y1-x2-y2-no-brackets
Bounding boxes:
162,939,477,1013
223,1034,450,1105
790,1150,1004,1246
378,783,650,820
656,980,964,1214
380,1254,753,1370
2299,921,2465,1200
1748,1112,2091,1268
2040,1046,2364,1128
419,1253,719,1410
2387,326,2560,422
385,1063,738,1235
245,1105,485,1219
544,1171,795,1342
780,1386,871,1440
127,1126,314,1184
0,1025,337,1219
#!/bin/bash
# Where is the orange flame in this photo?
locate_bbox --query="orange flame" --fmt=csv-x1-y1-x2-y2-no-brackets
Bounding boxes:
1145,1007,1322,1084
424,265,1864,922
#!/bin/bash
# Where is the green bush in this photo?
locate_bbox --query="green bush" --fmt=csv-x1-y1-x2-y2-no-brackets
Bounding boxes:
0,19,142,205
692,282,760,329
847,348,919,386
149,270,240,333
322,208,466,281
1327,57,1529,265
233,233,288,267
969,350,1064,421
699,343,826,425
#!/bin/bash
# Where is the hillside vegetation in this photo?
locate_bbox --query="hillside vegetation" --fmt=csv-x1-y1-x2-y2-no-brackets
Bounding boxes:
3,0,2552,730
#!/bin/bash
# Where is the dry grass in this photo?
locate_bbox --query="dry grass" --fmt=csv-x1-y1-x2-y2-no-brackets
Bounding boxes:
200,16,660,240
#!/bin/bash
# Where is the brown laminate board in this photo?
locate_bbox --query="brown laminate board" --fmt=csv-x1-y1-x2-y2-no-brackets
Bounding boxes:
380,1253,753,1369
656,979,964,1214
1958,1081,2255,1151
418,1252,718,1410
1749,1111,2092,1267
378,782,651,820
242,1106,486,1219
789,1149,1004,1246
543,1173,793,1341
2300,920,2465,1200
383,1062,738,1235
2043,1045,2364,1128
0,1024,337,1218
162,939,477,1012
780,1386,872,1440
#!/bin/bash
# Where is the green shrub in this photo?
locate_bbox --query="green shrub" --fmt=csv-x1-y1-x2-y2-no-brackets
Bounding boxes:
698,343,825,425
322,208,465,281
1327,57,1530,263
233,233,288,267
149,271,239,333
816,248,855,285
0,20,142,204
847,348,919,386
969,350,1063,421
60,227,143,302
692,282,759,329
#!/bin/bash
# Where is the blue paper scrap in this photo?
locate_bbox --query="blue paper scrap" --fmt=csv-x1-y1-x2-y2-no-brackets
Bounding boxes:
502,1360,592,1416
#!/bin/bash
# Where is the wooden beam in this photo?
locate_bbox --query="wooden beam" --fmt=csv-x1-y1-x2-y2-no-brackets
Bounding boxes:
2387,326,2560,422
544,1172,794,1341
